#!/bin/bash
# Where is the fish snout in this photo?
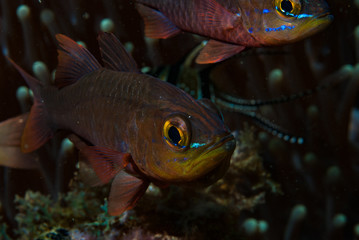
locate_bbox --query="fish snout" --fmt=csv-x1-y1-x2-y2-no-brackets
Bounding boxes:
211,133,236,154
223,134,236,153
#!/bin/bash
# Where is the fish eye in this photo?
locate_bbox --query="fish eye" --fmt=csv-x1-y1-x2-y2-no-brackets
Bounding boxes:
274,0,301,18
163,115,191,150
281,1,293,12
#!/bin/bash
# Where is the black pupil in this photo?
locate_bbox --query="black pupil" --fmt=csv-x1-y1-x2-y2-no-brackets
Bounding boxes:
281,0,293,13
168,126,181,145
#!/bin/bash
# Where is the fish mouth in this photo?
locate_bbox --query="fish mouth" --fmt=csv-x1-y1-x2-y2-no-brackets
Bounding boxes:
186,134,235,172
294,11,333,40
201,134,236,157
312,9,333,22
315,11,333,23
185,134,236,182
317,11,331,18
178,133,235,181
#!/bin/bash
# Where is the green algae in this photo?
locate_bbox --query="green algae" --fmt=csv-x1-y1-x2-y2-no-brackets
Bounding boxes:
0,203,10,240
11,179,133,239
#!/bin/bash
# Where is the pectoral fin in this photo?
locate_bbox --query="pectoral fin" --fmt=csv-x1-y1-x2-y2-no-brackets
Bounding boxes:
68,134,130,186
108,169,149,216
81,146,131,185
136,3,181,39
196,40,245,64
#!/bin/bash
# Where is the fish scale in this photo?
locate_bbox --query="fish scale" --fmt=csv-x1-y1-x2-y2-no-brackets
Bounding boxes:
47,69,150,150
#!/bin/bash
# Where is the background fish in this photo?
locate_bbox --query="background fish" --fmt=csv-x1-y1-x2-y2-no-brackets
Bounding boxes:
7,33,235,215
136,0,333,63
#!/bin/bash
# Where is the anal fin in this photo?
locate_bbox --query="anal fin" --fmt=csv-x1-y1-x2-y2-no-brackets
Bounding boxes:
196,40,245,64
136,3,181,39
108,168,149,216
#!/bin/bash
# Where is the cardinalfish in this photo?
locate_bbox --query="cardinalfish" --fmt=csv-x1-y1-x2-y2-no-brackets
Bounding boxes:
135,0,333,64
6,33,235,215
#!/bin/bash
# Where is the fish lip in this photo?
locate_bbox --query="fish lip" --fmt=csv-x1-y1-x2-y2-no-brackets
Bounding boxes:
201,133,235,157
316,11,333,21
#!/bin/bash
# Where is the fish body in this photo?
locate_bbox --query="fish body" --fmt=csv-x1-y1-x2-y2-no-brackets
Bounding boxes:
46,68,232,182
136,0,333,63
8,33,235,215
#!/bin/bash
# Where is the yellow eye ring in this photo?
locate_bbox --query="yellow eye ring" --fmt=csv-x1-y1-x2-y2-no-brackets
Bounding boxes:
163,115,190,150
274,0,301,18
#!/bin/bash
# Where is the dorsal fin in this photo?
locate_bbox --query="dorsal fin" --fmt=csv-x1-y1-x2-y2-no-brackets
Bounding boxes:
55,34,102,87
136,3,181,39
97,32,139,72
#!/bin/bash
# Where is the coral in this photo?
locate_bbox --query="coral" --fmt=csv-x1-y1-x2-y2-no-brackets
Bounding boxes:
206,125,281,211
11,178,127,239
121,228,180,240
0,202,11,240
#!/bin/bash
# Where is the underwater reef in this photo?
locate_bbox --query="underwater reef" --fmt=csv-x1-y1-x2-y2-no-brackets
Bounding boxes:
0,0,359,239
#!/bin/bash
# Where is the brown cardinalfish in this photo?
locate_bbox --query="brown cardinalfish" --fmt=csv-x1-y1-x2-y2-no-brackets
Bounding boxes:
135,0,333,64
6,33,235,215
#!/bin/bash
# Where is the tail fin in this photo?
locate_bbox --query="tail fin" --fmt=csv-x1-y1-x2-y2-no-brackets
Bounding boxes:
0,113,39,168
7,57,54,153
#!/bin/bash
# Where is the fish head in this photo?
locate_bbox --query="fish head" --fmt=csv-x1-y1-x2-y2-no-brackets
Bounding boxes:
243,0,333,45
131,87,235,184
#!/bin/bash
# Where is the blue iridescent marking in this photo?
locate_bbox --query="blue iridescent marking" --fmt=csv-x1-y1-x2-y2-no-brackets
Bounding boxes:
190,142,206,149
265,25,295,32
297,14,313,19
248,27,254,33
275,6,313,19
262,9,270,14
